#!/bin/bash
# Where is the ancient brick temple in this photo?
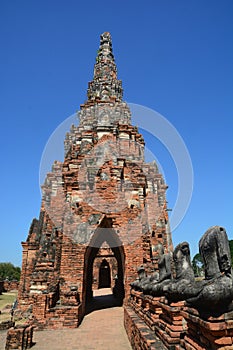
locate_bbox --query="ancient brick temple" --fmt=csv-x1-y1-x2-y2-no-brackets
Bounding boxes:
18,32,172,329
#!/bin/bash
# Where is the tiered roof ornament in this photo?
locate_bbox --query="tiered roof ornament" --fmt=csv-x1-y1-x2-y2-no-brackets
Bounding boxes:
86,32,123,103
79,32,130,128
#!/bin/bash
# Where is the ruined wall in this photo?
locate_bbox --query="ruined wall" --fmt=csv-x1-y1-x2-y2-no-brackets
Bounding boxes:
2,280,19,292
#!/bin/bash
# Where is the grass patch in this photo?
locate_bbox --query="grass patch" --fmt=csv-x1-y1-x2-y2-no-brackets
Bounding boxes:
0,292,19,323
0,292,17,310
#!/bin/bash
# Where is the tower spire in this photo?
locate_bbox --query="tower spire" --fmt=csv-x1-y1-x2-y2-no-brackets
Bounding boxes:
86,32,123,104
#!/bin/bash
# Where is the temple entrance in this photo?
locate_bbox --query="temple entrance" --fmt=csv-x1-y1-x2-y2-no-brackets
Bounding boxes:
83,217,125,315
98,259,111,288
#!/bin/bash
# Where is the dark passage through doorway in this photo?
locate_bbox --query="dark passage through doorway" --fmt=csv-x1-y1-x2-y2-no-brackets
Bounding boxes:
83,217,125,315
98,259,111,288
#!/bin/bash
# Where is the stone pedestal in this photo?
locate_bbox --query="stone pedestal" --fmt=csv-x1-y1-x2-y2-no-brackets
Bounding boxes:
181,306,233,350
129,290,143,310
127,290,186,349
143,295,163,331
126,288,233,349
124,306,167,350
129,290,163,331
155,298,186,349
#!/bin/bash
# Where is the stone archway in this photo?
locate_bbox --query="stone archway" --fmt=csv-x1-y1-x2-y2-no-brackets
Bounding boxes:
83,217,125,314
98,259,111,288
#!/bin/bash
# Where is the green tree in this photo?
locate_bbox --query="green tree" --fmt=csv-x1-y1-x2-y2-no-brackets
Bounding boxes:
192,253,204,277
0,263,21,281
192,240,233,276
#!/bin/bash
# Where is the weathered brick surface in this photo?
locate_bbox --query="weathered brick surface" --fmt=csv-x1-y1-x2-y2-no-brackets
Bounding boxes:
127,290,186,349
154,298,186,348
5,324,34,350
181,307,233,349
0,281,19,294
124,306,167,350
17,32,171,330
126,288,233,349
3,281,19,292
128,290,163,331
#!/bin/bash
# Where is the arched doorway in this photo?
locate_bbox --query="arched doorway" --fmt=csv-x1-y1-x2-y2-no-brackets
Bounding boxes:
83,217,125,315
98,259,111,288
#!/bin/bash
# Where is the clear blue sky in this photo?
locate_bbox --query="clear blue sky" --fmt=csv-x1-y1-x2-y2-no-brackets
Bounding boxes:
0,1,232,267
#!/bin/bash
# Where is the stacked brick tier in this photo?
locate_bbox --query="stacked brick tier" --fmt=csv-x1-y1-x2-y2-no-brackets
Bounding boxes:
124,306,167,350
181,306,233,350
129,290,163,331
125,289,233,349
155,298,186,349
127,290,186,349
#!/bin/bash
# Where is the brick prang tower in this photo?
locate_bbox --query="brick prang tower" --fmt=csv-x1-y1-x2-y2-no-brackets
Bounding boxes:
18,32,173,329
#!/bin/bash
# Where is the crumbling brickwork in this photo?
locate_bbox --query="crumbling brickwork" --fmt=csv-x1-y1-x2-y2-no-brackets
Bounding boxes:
18,32,171,329
5,324,34,350
3,280,19,292
125,289,233,350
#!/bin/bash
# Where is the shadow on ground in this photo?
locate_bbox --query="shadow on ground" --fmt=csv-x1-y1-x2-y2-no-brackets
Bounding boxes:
85,292,122,315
